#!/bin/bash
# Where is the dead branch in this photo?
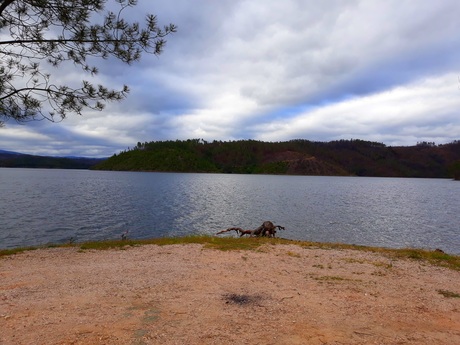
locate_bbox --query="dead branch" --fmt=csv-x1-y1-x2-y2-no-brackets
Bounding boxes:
216,227,244,235
216,221,286,238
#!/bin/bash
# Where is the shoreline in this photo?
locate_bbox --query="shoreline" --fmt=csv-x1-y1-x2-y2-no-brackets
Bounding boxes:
1,236,459,269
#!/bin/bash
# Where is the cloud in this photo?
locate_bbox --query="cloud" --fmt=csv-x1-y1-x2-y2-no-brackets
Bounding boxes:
2,0,460,157
249,73,460,145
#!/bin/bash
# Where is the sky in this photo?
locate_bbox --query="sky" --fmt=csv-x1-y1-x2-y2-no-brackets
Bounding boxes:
2,0,460,157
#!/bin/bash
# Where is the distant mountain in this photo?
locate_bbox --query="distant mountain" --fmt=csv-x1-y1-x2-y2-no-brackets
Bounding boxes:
0,149,23,156
0,150,106,169
93,139,460,179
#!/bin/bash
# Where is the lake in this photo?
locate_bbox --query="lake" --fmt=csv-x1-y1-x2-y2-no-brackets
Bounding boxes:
0,168,459,254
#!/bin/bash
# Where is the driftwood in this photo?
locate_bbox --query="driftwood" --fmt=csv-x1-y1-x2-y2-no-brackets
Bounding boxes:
216,221,285,238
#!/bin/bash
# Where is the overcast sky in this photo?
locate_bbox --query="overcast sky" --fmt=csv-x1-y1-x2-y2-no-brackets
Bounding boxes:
2,0,460,157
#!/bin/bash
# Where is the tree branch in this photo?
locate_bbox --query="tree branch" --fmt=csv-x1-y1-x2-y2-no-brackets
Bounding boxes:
0,0,15,16
0,86,59,101
0,0,175,124
0,38,127,45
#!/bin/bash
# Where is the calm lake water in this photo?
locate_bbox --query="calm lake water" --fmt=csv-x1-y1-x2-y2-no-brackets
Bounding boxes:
0,168,459,254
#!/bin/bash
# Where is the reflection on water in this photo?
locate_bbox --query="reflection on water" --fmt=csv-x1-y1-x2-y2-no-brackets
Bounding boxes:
1,168,459,254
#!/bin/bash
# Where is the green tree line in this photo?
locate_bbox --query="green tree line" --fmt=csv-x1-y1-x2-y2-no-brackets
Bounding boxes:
93,139,460,179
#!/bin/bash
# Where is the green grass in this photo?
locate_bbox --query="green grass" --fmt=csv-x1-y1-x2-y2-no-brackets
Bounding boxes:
76,235,281,251
0,246,39,257
75,235,297,252
381,247,460,271
299,242,460,271
1,236,459,271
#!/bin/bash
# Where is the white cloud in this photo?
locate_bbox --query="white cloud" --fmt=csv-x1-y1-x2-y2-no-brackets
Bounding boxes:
0,126,50,142
250,73,460,145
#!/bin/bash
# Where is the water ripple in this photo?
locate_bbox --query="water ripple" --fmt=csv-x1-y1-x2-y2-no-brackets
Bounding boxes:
1,169,459,254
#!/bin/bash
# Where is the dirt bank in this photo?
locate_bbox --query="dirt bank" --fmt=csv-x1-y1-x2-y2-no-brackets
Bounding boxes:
1,244,459,344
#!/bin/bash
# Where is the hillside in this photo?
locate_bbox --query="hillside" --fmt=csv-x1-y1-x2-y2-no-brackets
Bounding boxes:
0,150,105,169
93,139,460,179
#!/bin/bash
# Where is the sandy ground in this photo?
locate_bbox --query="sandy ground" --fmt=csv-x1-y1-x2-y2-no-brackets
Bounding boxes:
1,243,459,345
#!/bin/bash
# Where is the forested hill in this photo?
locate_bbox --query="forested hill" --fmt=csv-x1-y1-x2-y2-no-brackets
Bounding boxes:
0,150,105,169
93,139,460,179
